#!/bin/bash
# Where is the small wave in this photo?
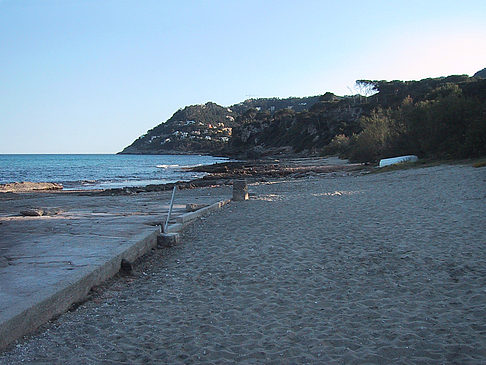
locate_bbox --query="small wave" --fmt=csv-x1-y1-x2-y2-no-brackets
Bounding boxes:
178,163,206,170
156,164,180,169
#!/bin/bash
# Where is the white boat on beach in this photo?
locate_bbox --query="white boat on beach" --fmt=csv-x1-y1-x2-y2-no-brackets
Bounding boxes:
379,155,418,168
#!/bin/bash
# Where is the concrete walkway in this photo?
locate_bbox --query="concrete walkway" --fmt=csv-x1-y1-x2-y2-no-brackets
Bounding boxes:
0,186,231,350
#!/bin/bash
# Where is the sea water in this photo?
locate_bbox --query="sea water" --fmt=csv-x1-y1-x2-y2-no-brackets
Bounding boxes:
0,154,229,190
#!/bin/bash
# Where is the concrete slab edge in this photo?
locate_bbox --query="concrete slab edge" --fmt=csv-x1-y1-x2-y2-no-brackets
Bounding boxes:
0,229,159,351
0,198,231,351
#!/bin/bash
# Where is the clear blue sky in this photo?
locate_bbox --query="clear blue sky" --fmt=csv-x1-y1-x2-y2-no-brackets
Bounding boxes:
1,0,485,153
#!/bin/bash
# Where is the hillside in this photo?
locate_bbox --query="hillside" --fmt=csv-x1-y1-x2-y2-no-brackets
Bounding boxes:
120,102,236,154
228,93,369,157
119,96,321,155
120,68,486,161
473,68,486,78
229,74,486,160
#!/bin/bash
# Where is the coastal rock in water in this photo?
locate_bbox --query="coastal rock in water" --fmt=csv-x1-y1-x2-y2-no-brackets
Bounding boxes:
0,256,9,268
0,182,63,193
44,208,63,216
20,208,63,217
20,208,44,217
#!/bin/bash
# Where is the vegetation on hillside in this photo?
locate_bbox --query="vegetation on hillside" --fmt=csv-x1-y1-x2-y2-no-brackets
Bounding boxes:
229,93,366,157
473,68,486,78
120,69,486,162
120,102,237,154
231,75,486,162
340,77,486,161
119,96,322,155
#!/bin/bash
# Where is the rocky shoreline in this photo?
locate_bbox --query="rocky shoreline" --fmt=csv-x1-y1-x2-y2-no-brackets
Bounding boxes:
91,157,367,195
0,157,367,196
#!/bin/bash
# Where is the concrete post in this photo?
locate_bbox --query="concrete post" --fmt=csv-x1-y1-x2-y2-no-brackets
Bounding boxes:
232,179,249,201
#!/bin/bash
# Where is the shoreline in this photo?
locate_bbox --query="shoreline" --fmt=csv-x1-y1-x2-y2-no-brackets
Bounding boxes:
1,163,484,362
3,156,483,196
0,156,366,195
0,153,230,193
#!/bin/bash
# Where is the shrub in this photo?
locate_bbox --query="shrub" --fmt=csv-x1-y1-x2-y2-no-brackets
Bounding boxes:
323,134,351,156
348,108,405,162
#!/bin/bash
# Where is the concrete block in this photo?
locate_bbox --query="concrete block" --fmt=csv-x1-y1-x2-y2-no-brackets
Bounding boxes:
186,203,208,212
157,233,181,247
232,180,249,201
177,199,231,225
0,228,159,350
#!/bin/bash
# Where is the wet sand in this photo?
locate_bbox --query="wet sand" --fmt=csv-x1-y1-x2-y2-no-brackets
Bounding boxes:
1,164,485,364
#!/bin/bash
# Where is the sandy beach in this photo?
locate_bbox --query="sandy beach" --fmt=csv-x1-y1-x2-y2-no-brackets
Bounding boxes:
0,164,485,364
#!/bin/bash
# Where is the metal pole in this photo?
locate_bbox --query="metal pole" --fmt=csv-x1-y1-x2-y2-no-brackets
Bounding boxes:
163,186,177,233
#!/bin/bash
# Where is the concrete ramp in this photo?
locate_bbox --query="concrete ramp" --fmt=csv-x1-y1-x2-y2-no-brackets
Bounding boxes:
0,187,231,350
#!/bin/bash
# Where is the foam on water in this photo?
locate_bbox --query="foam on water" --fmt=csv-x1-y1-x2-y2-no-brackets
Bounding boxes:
156,164,180,169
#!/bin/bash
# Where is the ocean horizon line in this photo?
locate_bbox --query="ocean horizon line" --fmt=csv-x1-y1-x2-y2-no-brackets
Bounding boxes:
0,153,214,156
0,153,120,156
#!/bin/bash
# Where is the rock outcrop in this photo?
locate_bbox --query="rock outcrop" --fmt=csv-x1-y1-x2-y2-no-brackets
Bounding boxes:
0,182,63,193
19,208,63,216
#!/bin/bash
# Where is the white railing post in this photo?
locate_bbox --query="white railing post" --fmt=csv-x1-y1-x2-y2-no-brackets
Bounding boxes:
163,186,177,233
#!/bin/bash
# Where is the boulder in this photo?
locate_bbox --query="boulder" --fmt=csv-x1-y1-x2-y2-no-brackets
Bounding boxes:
20,208,44,216
20,208,62,217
